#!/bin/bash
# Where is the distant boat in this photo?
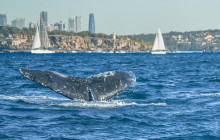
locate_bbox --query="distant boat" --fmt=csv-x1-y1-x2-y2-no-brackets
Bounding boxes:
31,13,55,54
120,51,126,53
71,50,78,53
105,51,114,53
151,28,166,54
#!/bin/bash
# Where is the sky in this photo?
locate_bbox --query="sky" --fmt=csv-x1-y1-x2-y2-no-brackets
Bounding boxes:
1,0,220,35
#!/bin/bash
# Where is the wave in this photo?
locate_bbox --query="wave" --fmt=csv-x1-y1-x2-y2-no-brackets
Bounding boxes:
54,101,167,108
0,95,167,108
177,93,220,98
0,95,68,101
200,93,220,97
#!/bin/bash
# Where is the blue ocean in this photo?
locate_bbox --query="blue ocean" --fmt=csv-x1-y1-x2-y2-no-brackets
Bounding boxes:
0,53,219,139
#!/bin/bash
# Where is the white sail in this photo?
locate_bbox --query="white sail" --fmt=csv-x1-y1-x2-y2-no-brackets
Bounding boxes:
157,28,165,50
31,13,54,53
32,26,41,49
152,34,159,51
151,28,166,54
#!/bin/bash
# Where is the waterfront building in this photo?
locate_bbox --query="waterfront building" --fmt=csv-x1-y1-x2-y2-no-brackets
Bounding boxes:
113,32,116,40
29,22,35,28
0,14,7,26
54,21,65,31
41,11,48,27
75,16,81,32
88,13,95,33
68,18,75,32
12,18,25,29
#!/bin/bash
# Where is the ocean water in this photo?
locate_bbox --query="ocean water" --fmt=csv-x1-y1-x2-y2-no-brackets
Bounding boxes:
0,53,219,139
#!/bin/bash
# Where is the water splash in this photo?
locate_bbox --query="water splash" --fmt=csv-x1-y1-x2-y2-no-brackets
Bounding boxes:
0,95,166,108
54,100,167,108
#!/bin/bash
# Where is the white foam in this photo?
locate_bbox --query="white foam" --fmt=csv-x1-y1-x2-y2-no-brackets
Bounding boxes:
175,92,220,98
200,93,220,97
0,95,68,101
0,95,166,108
53,100,167,108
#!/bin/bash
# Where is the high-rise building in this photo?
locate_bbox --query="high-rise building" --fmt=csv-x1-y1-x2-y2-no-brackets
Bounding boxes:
68,18,74,32
88,13,95,33
29,22,35,28
75,16,81,32
0,14,7,26
54,21,65,31
48,24,59,31
12,18,25,29
41,11,48,27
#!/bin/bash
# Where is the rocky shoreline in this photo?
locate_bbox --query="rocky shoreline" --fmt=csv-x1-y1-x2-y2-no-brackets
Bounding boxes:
0,34,150,53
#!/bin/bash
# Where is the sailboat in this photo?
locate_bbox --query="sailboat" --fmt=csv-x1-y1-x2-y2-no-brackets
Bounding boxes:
151,28,166,54
31,13,55,53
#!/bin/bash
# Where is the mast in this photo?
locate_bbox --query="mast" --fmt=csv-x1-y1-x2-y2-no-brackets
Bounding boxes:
40,13,50,48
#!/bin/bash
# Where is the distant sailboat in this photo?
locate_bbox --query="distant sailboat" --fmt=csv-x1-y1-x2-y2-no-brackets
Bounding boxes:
31,13,55,53
151,28,166,54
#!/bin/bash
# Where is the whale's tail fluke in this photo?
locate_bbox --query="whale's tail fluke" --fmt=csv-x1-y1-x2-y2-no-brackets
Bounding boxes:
19,68,136,101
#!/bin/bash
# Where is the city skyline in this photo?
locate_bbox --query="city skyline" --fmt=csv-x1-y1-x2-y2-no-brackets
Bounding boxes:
1,0,220,35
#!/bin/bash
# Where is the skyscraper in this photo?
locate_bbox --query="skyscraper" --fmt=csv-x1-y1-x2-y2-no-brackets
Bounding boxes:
41,11,48,27
12,18,25,29
68,18,74,32
0,14,7,26
54,21,65,31
29,22,35,28
48,24,59,31
75,16,81,32
88,13,95,33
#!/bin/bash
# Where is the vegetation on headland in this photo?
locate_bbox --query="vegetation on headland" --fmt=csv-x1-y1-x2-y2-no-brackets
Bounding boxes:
50,30,142,42
1,26,220,52
0,26,142,41
0,27,147,52
49,30,112,39
135,29,220,52
0,26,35,37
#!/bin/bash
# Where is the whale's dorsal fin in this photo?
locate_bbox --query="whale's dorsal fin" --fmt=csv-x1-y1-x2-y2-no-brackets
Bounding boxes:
20,69,136,101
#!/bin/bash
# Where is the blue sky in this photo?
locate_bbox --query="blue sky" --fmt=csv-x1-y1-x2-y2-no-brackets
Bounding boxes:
1,0,220,35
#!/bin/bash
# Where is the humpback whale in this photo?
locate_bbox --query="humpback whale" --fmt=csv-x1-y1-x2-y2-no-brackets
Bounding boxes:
19,68,136,101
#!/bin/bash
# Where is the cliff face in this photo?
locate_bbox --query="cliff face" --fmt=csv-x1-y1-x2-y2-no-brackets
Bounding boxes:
0,34,149,52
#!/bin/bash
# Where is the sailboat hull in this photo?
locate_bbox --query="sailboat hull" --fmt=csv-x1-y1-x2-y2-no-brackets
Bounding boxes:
31,50,55,54
151,51,166,54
